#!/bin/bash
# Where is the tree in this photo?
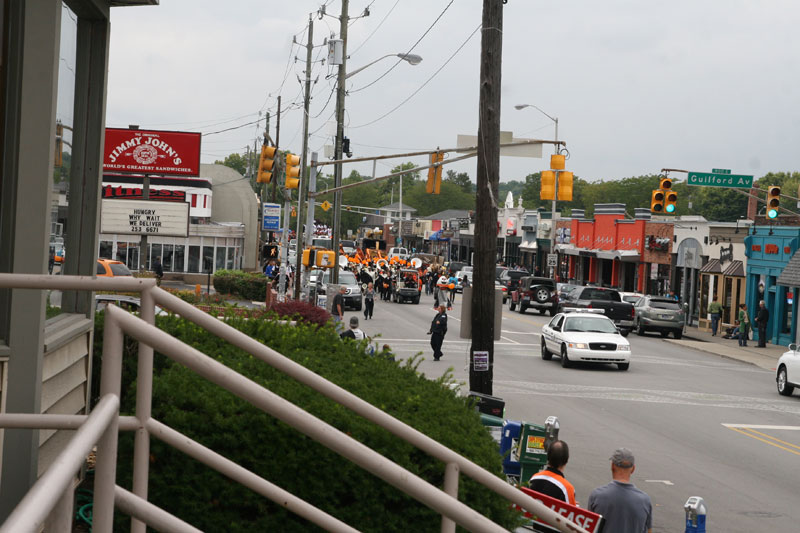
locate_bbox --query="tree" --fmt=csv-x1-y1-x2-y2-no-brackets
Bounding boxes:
215,152,249,176
445,169,474,193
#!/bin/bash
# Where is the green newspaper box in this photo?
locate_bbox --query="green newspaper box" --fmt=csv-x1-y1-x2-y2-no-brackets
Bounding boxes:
518,422,549,485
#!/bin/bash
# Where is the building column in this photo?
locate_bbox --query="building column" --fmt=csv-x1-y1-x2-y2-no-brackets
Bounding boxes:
0,0,62,519
637,263,647,293
611,260,619,288
568,256,576,279
588,257,596,283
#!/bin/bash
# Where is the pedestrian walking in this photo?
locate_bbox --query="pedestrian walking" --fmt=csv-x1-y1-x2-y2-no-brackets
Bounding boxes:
756,299,769,347
364,282,375,320
332,286,346,330
707,295,723,336
153,256,164,286
737,303,750,347
588,448,652,533
528,440,576,505
427,304,448,361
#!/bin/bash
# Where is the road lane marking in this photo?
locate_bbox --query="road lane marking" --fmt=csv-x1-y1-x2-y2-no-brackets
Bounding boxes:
645,480,674,486
501,336,520,344
722,424,800,430
725,426,800,457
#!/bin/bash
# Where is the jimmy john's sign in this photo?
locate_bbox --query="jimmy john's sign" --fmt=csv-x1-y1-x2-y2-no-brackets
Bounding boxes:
101,199,189,237
103,128,201,176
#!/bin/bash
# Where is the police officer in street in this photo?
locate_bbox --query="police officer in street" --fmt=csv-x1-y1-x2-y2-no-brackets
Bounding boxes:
428,304,448,361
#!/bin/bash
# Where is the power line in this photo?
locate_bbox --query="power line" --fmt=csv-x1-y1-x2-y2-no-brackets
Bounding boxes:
350,0,399,55
349,0,455,94
350,23,481,129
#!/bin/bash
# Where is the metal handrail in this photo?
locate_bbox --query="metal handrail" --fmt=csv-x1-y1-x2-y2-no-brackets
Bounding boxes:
0,274,586,533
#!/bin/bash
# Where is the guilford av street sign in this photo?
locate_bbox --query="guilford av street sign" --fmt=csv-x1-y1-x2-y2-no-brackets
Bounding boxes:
687,170,753,189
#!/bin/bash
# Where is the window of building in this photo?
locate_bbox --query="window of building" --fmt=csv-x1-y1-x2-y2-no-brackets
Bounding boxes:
174,245,185,273
188,245,200,272
202,246,214,273
162,244,173,272
150,243,162,270
227,247,235,269
215,246,226,271
99,240,113,259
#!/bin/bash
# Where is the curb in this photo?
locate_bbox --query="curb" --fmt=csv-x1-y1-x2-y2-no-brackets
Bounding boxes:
662,338,780,371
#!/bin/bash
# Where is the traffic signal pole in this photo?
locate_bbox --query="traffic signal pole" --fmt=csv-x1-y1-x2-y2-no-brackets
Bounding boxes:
549,119,559,279
470,0,504,396
294,13,314,299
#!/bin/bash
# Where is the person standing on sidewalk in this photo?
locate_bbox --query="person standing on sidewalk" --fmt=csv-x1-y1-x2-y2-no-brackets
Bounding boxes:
756,300,770,347
427,304,448,361
708,295,723,336
737,303,751,347
363,282,375,320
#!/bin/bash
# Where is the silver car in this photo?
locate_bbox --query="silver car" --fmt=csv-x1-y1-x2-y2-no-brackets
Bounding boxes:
317,269,363,310
634,296,684,338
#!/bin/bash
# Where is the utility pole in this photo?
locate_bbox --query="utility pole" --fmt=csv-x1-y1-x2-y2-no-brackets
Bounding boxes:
294,13,314,299
261,112,271,248
470,0,504,395
272,95,281,204
549,120,559,279
331,0,349,283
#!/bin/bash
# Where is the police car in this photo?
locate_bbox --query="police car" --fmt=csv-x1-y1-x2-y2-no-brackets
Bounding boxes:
541,308,631,370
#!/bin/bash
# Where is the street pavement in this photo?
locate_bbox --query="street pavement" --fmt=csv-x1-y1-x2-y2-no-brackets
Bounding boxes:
341,290,800,533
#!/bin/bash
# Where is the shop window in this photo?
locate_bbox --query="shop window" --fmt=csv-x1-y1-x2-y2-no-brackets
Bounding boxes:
699,275,710,317
215,247,226,271
724,277,733,324
125,244,139,271
174,245,185,272
227,247,235,269
151,243,162,270
161,244,173,271
99,240,113,259
202,246,214,273
188,246,200,272
783,290,793,334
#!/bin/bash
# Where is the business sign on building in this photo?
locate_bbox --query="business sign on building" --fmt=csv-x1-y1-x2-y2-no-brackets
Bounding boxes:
102,185,187,202
101,199,190,237
103,128,202,176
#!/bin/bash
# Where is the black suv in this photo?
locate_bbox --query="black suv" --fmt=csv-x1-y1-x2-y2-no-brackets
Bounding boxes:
498,269,530,293
508,276,558,315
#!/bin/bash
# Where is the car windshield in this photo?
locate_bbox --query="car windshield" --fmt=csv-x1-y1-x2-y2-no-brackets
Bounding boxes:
582,289,619,301
528,278,555,289
623,295,642,305
323,271,357,285
109,263,132,276
564,317,619,333
505,271,529,280
650,299,680,310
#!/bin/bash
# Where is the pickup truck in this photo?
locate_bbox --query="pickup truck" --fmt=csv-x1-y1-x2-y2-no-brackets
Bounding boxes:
557,286,634,336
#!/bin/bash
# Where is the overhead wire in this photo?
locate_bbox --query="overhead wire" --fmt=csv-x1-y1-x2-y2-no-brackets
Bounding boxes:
349,0,455,94
350,0,400,55
349,23,481,129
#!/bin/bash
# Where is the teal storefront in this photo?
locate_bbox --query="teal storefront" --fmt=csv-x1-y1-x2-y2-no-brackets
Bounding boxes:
744,226,800,346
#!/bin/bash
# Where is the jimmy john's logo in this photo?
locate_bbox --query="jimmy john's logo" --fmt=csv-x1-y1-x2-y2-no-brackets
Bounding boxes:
107,135,183,166
102,185,186,202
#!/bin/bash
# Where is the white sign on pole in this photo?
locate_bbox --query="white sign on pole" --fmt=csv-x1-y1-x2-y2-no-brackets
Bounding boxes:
101,199,189,237
456,132,543,158
473,351,490,371
262,202,281,231
547,253,558,267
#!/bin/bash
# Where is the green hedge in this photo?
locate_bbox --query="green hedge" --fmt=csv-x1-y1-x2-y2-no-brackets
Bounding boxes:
98,314,519,531
212,269,269,301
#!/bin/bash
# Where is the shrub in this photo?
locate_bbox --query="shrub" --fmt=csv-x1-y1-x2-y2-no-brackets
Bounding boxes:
213,270,269,301
269,298,331,328
105,315,520,531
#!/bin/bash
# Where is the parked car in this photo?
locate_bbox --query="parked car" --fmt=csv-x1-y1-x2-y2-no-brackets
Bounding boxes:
495,281,509,303
557,283,581,298
495,266,509,282
777,343,800,396
96,259,133,277
447,261,468,276
508,276,558,316
558,286,634,336
316,269,362,310
95,294,167,316
498,269,530,294
541,310,631,370
633,295,684,338
621,292,645,306
391,268,421,304
387,247,410,261
454,270,473,293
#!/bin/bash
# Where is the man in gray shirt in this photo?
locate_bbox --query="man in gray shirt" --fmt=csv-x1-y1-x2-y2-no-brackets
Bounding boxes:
588,448,652,533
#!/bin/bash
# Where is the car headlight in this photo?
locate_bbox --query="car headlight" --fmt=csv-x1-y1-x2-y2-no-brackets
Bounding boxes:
617,344,631,351
568,342,587,349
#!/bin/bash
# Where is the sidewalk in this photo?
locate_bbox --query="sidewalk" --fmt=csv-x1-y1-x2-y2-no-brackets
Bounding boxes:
662,325,786,371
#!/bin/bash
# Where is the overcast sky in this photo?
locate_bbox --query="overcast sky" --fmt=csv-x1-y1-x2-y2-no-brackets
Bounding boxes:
97,0,800,185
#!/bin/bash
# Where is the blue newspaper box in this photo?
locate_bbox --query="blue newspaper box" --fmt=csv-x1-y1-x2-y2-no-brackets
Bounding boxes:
500,420,522,477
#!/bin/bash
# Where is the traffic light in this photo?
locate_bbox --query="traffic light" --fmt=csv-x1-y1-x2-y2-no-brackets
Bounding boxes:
541,171,555,200
550,154,565,171
664,189,678,214
257,144,277,184
659,177,673,191
650,189,665,213
426,151,444,194
263,244,279,261
557,171,573,202
767,186,781,219
285,152,301,189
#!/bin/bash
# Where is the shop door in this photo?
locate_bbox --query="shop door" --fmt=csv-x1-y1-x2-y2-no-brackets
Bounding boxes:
723,277,733,324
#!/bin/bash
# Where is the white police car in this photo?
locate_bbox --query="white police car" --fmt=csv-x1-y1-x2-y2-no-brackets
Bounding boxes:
777,343,800,396
541,308,631,370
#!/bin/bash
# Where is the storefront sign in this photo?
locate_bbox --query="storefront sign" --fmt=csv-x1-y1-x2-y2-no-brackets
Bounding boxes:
751,244,761,252
102,185,186,202
473,351,489,371
765,244,779,254
103,128,202,176
262,203,281,231
101,199,189,237
719,244,733,264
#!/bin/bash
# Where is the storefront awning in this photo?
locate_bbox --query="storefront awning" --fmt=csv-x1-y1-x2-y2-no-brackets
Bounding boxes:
519,239,537,252
595,249,640,262
700,258,722,273
556,245,581,256
723,260,744,278
777,252,800,286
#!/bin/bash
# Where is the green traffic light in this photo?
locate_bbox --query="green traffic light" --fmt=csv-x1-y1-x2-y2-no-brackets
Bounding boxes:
665,204,676,213
768,208,778,219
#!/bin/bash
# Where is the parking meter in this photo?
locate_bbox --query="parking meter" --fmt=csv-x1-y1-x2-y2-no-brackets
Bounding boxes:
683,302,690,326
684,496,706,533
544,416,560,450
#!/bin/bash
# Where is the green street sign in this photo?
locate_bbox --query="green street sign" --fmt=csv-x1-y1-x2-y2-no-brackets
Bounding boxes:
711,168,731,175
687,171,753,189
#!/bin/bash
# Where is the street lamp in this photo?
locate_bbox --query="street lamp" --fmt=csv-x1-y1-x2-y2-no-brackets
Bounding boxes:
330,52,422,282
515,103,559,279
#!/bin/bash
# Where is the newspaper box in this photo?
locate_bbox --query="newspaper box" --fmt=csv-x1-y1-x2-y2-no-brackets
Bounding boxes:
500,420,522,479
518,422,549,484
468,391,505,418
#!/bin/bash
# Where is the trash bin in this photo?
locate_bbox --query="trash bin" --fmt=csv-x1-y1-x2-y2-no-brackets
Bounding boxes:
518,422,550,485
468,391,505,418
500,420,522,479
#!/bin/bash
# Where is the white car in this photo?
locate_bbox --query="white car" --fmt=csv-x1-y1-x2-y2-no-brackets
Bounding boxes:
777,343,800,396
541,309,631,370
388,247,409,261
